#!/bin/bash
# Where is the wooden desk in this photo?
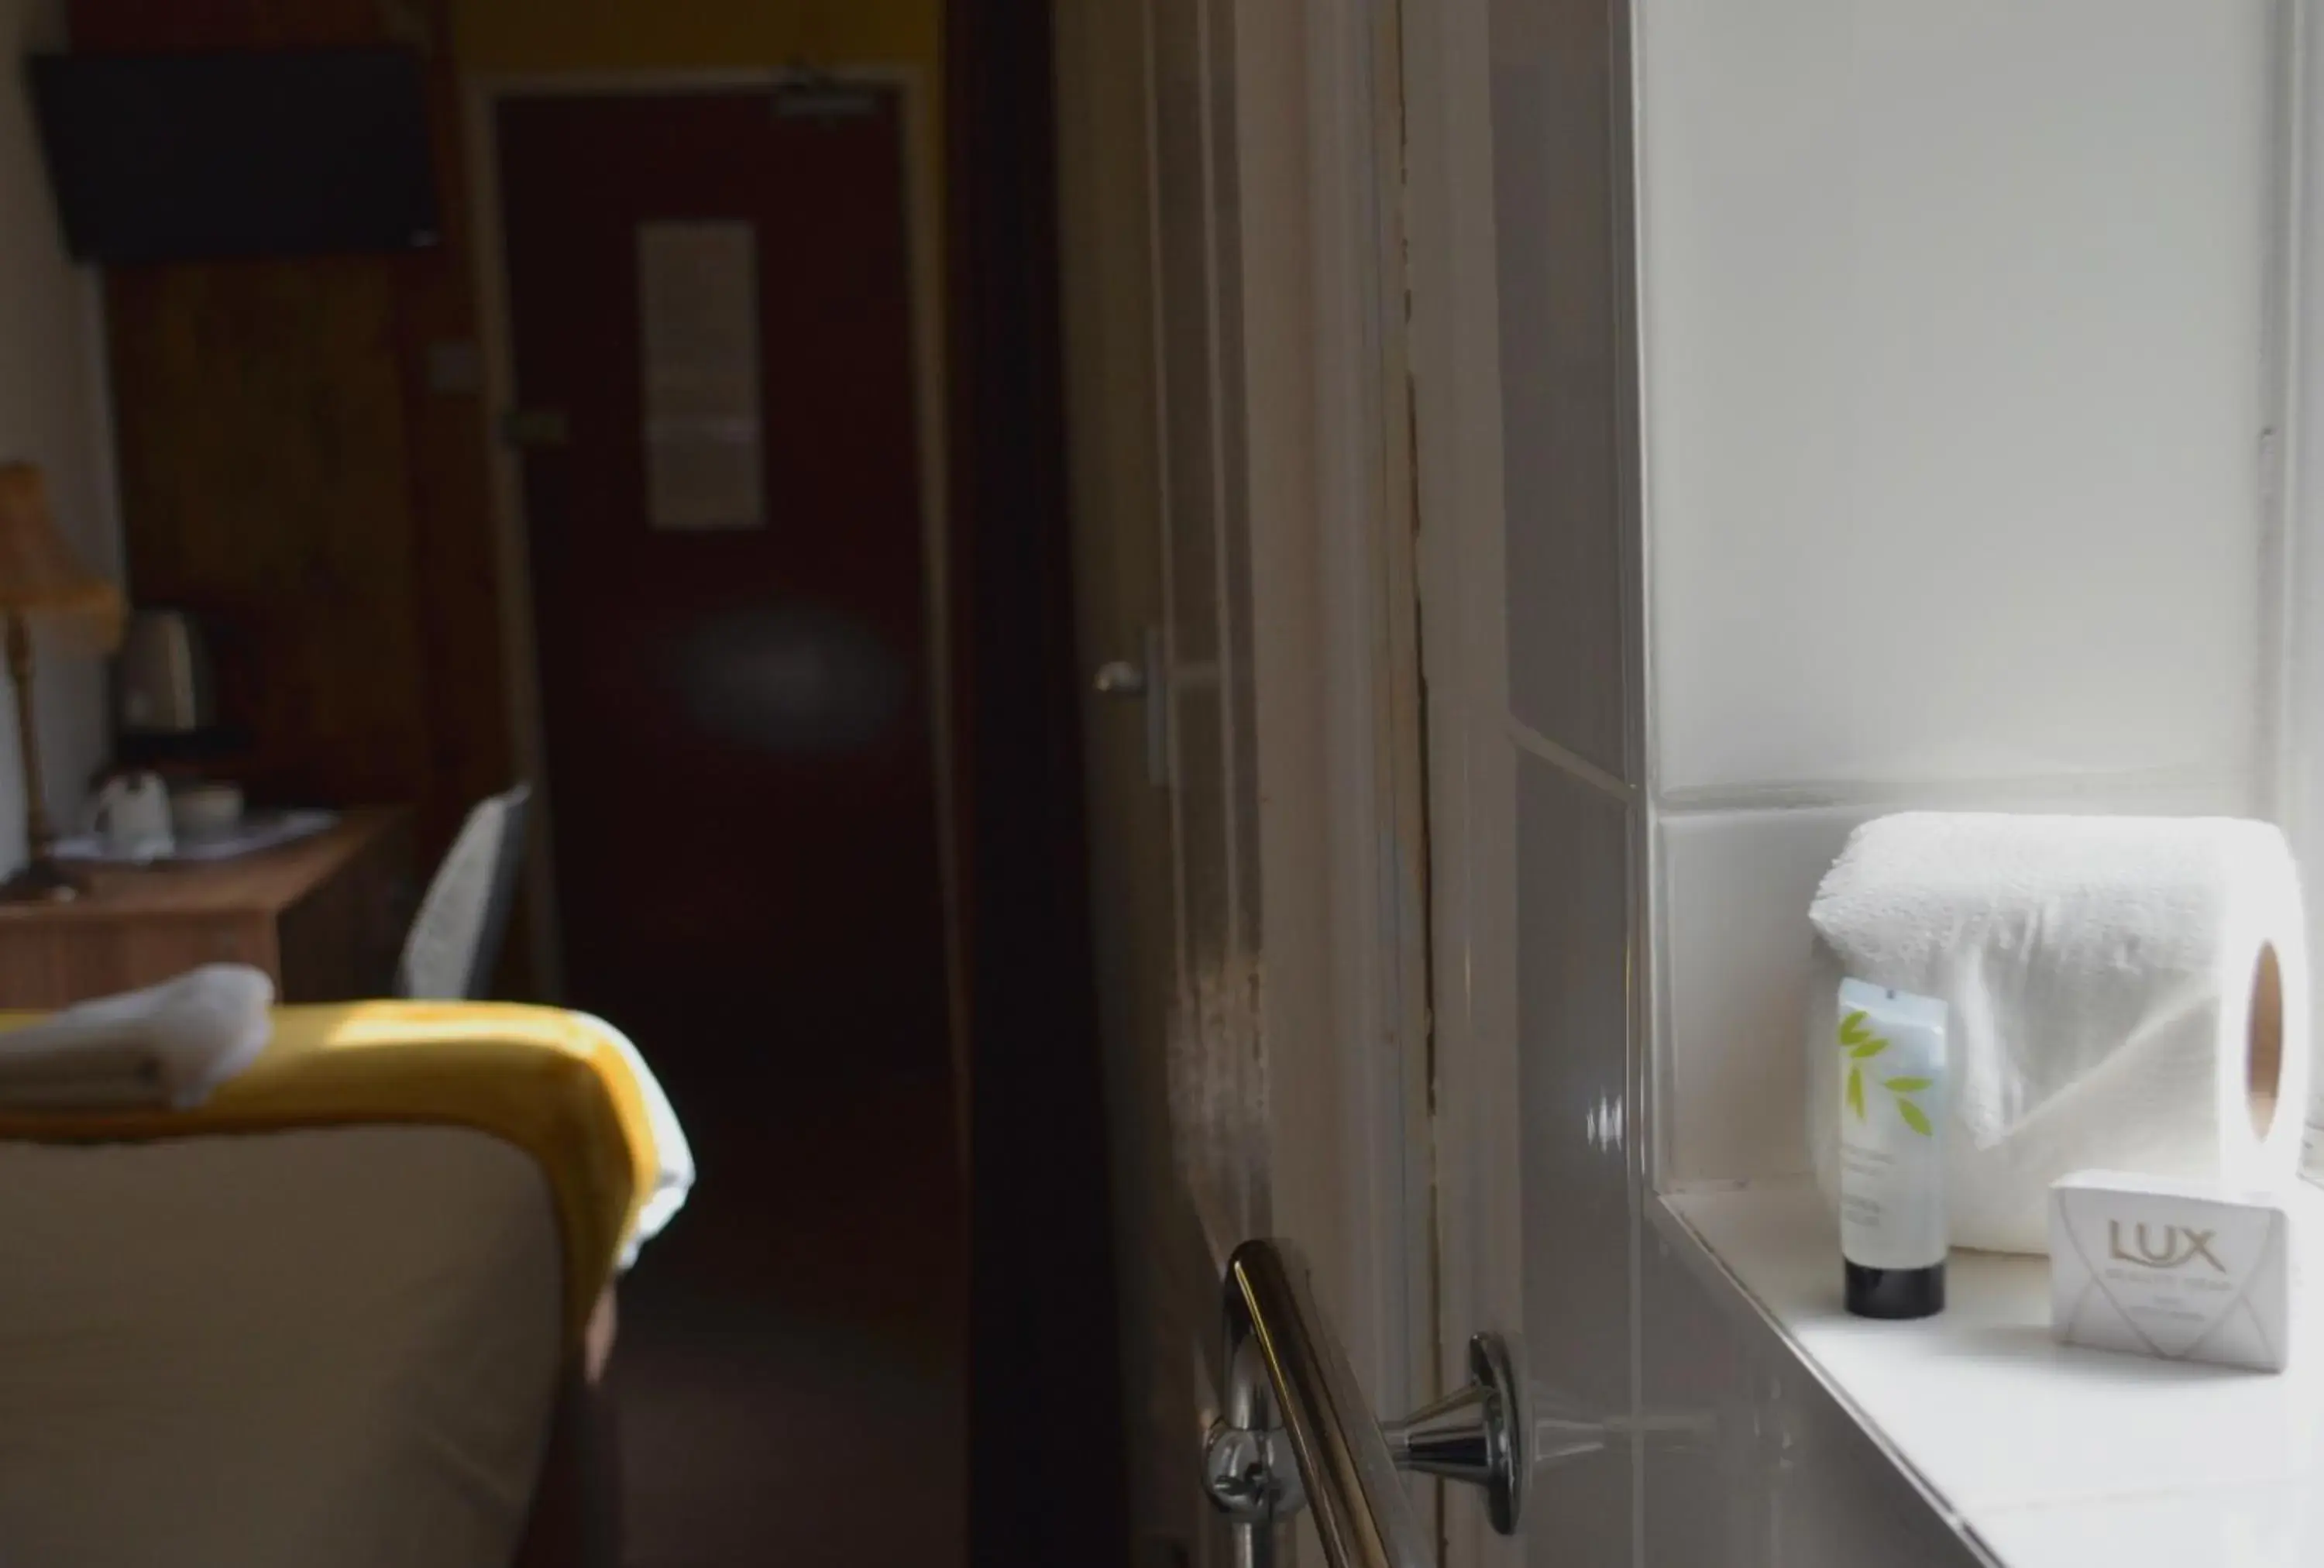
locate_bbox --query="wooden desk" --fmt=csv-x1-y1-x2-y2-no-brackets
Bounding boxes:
0,808,418,1009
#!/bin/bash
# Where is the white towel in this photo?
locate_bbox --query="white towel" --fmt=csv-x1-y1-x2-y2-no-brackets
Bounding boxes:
0,965,275,1110
569,1011,695,1268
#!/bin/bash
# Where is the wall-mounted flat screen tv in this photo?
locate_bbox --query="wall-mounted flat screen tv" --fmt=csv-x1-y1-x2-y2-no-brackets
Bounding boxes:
28,49,439,264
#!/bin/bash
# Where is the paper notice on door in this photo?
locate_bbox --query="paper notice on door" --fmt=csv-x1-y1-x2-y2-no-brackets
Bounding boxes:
637,221,767,531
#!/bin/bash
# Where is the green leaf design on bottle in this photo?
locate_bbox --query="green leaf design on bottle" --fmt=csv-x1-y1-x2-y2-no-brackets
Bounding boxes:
1839,1011,1934,1132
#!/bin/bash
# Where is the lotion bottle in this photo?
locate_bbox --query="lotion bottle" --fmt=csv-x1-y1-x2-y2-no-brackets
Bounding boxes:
1838,978,1950,1319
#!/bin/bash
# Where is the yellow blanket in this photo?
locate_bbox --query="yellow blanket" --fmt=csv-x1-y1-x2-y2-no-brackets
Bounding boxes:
0,1002,656,1344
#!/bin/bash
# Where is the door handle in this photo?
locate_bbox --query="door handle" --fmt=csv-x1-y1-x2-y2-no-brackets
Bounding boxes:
1092,661,1148,696
1201,1239,1524,1566
1092,624,1168,789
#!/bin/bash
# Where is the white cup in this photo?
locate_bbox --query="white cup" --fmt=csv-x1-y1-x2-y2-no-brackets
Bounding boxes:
170,782,245,839
91,772,175,863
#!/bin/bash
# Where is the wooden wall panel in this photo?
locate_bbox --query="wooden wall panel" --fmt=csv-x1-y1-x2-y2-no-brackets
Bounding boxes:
70,0,514,876
102,262,436,803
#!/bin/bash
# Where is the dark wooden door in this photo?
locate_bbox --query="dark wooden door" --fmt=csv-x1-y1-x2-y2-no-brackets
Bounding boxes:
497,90,947,1099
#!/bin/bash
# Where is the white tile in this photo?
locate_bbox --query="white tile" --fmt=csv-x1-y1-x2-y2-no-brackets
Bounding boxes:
1975,1484,2324,1568
1639,0,2270,794
1768,1370,1987,1568
1494,0,1630,781
1639,1201,1985,1567
1661,806,1868,1186
1664,1186,2324,1532
1515,756,1635,1415
1513,754,1637,1565
1640,1222,1772,1568
1525,1446,1634,1568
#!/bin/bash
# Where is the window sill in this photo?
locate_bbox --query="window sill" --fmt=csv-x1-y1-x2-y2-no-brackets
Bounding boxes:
1652,1181,2324,1566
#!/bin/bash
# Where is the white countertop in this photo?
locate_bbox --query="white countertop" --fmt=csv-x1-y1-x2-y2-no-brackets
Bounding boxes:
1655,1182,2324,1567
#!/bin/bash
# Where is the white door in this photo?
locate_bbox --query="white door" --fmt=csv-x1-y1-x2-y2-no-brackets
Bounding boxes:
1059,1,1438,1566
1056,2,1283,1562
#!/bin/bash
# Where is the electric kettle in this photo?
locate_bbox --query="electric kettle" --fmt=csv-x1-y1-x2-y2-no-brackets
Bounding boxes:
116,610,215,737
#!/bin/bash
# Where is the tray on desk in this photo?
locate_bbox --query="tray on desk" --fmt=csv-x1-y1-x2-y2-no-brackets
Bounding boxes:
56,809,342,866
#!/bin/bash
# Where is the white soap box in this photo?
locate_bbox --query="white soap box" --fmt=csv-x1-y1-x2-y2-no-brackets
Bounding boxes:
2050,1171,2296,1372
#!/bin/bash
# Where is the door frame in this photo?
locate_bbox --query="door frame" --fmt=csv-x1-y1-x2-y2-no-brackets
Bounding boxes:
1401,1,1655,1563
1398,5,1542,1560
460,65,958,1053
1229,0,1438,1438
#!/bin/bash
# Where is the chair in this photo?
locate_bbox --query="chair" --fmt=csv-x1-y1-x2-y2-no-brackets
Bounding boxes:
396,784,534,1001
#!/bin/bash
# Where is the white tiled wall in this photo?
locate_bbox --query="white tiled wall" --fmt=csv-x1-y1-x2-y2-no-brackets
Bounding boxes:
1514,755,1637,1564
1638,0,2284,1188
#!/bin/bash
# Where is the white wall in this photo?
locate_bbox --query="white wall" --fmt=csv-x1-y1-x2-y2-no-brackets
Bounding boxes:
1638,0,2283,1186
0,0,124,869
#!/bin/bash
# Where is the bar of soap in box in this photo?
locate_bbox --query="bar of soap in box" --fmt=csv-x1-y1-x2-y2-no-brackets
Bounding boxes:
2050,1171,2296,1372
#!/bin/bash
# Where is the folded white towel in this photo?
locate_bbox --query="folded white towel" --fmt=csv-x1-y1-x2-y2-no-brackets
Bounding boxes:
0,965,275,1110
572,1011,695,1269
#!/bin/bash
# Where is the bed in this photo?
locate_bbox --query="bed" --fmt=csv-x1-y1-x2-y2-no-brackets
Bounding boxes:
0,1005,686,1567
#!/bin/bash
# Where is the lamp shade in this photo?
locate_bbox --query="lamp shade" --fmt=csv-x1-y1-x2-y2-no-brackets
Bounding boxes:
0,462,122,650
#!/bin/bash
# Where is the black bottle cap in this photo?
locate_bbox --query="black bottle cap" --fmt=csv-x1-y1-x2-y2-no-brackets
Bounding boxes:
1845,1260,1945,1319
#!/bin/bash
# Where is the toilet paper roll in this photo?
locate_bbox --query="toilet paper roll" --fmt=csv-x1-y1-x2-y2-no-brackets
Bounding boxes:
1805,813,2309,1256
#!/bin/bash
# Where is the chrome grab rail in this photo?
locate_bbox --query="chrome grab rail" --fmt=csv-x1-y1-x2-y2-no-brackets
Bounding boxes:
1202,1239,1524,1567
